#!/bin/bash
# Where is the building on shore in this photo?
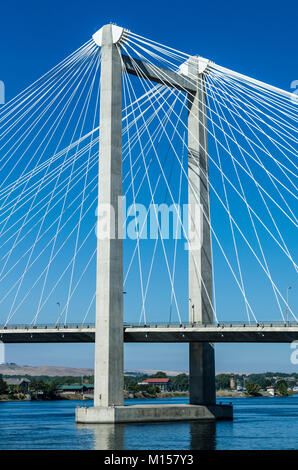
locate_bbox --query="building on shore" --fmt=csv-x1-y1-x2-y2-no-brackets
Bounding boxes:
230,375,236,390
5,378,30,393
138,378,172,392
58,383,94,395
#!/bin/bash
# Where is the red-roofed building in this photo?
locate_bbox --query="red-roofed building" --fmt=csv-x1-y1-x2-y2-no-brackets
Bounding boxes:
138,378,172,391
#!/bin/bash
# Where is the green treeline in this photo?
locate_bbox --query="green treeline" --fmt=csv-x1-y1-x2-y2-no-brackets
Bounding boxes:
0,371,297,399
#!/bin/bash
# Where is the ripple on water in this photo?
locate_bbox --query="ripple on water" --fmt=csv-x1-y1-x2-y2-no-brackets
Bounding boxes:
0,396,297,450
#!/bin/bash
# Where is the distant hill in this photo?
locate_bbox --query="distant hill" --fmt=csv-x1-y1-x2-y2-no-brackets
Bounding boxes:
0,363,187,378
0,363,94,377
0,364,295,379
124,369,187,377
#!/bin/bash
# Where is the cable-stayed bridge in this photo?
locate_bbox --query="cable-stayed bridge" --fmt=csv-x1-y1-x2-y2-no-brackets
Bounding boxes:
0,24,296,423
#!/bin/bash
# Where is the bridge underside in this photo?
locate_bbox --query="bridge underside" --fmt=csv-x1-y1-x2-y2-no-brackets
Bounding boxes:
0,325,297,343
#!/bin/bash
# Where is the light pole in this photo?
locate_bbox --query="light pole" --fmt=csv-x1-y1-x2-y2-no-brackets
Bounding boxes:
57,302,61,327
189,298,195,324
286,286,292,324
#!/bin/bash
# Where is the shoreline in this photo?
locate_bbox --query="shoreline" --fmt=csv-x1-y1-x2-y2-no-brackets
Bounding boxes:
1,390,294,402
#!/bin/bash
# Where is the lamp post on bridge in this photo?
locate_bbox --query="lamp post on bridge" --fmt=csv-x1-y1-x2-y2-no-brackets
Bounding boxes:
189,298,195,323
56,302,61,327
286,286,292,324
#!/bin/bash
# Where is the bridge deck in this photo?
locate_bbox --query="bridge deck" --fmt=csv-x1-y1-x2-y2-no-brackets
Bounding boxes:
0,323,297,343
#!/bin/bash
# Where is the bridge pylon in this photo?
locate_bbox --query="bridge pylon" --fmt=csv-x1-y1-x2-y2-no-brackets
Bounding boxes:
76,24,232,424
187,57,216,406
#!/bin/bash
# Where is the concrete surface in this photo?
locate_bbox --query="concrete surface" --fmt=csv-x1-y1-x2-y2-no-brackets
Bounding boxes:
94,24,124,408
188,60,215,405
75,403,233,423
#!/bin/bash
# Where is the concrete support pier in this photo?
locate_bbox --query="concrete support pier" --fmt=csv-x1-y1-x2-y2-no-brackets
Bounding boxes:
76,404,233,424
94,24,124,409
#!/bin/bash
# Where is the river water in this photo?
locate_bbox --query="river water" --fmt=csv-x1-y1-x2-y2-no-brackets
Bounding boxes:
0,396,297,450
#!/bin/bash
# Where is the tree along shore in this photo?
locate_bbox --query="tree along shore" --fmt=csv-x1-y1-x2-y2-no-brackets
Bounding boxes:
0,389,294,402
0,371,295,401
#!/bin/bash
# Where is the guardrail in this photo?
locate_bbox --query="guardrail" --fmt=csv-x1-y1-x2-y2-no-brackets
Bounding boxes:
126,321,297,328
0,321,297,330
0,323,95,330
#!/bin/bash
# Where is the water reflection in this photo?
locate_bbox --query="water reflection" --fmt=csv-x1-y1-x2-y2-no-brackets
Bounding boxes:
190,421,216,450
77,423,125,450
77,420,216,450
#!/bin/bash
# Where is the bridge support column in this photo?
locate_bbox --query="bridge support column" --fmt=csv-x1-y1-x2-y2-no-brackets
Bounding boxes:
76,29,232,423
188,64,216,405
94,24,124,408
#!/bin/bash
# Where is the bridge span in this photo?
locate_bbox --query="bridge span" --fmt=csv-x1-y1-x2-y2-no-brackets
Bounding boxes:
0,323,297,343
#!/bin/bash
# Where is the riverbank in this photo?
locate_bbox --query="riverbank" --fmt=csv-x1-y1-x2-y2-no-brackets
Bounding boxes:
0,389,292,402
216,389,293,397
0,391,189,401
0,394,30,402
0,393,65,402
126,389,291,399
57,390,189,400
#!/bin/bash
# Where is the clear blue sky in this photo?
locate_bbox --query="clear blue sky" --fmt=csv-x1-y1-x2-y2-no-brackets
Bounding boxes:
0,0,297,373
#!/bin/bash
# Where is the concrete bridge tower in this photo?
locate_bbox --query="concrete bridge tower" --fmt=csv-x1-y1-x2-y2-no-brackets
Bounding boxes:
76,24,232,423
187,57,216,406
93,24,124,409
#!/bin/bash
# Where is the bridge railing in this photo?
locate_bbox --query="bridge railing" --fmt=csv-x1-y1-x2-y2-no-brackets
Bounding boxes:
0,320,297,330
125,321,298,328
0,323,95,330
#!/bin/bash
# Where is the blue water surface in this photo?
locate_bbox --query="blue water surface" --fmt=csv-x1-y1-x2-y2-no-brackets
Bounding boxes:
0,395,297,450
